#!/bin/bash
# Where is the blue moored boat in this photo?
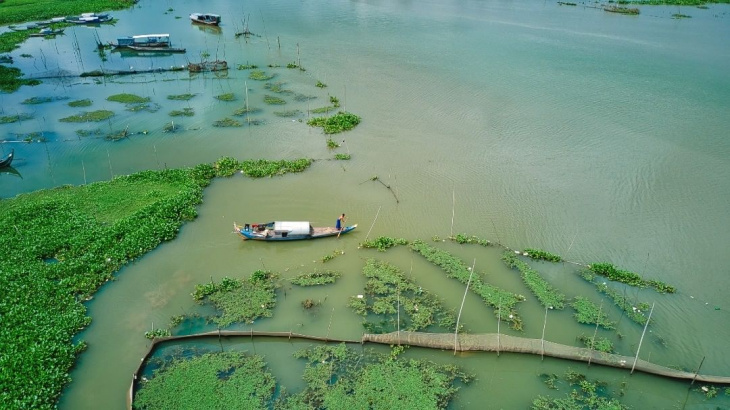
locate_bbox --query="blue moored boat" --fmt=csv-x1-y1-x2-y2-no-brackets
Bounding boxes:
234,221,357,241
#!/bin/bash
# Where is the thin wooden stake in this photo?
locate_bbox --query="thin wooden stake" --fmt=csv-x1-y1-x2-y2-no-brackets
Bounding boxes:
106,149,113,178
454,259,475,355
450,186,455,237
497,298,501,357
365,205,382,240
588,301,603,366
82,160,87,185
397,284,400,346
541,306,548,360
690,356,705,386
631,302,655,374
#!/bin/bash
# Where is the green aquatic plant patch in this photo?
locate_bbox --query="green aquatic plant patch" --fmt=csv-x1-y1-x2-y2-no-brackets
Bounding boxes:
307,111,361,134
348,259,457,332
107,93,150,104
168,108,194,117
59,110,114,122
273,109,301,117
578,269,649,326
264,81,291,93
76,128,102,137
334,153,351,160
0,166,212,410
589,262,675,293
212,117,242,127
578,334,614,353
310,105,336,114
502,252,566,309
134,351,276,409
0,112,33,124
523,248,563,262
0,0,136,26
240,158,313,177
360,236,409,251
68,99,92,107
410,240,524,329
281,344,471,409
264,94,286,105
249,69,275,80
571,296,615,330
166,93,196,101
214,92,236,101
532,369,628,410
233,106,262,116
191,271,279,327
449,233,492,246
0,64,40,92
21,96,68,104
290,270,342,286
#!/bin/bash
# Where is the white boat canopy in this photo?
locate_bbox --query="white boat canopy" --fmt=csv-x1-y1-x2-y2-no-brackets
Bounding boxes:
273,221,312,235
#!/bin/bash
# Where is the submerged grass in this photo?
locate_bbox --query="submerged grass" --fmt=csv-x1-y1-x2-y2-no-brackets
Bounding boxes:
502,252,566,309
212,117,242,127
106,93,150,104
0,113,33,124
169,108,194,117
68,99,92,107
214,92,236,102
59,110,114,122
166,93,196,101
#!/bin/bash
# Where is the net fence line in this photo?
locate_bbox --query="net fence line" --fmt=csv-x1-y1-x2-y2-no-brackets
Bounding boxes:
127,330,730,408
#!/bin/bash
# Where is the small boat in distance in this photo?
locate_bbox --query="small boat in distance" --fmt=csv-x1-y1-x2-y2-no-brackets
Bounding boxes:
114,34,186,53
65,13,112,24
29,28,65,37
0,149,15,168
190,13,221,26
234,221,357,241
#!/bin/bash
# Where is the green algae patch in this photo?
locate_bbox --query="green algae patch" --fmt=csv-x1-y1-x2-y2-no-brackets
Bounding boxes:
107,93,150,104
59,110,114,122
134,352,276,409
68,99,93,107
192,271,279,327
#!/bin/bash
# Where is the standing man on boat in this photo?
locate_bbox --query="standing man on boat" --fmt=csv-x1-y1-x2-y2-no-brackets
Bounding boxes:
336,214,346,231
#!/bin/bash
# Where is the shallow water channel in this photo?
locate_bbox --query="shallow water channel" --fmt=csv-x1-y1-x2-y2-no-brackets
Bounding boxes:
2,0,729,408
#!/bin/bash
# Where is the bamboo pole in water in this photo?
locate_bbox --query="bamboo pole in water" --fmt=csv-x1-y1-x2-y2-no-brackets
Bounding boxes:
541,306,548,360
631,302,655,374
450,186,455,237
454,259,475,355
497,298,501,357
588,301,603,366
365,205,382,240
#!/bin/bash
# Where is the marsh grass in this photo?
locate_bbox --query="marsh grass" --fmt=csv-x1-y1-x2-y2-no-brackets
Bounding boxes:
249,70,274,81
166,93,196,101
59,110,114,122
290,270,342,286
264,95,286,105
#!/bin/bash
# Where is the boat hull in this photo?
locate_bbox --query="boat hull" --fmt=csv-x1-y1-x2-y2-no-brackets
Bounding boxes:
0,149,14,168
234,222,357,241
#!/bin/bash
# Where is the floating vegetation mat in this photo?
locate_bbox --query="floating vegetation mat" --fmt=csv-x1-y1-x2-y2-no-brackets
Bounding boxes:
237,63,258,70
535,369,627,409
134,351,276,409
21,96,68,105
273,109,302,117
578,269,649,326
280,344,472,409
571,296,615,330
244,118,265,126
212,117,242,127
233,106,262,116
169,108,194,117
449,233,492,246
249,70,274,81
290,270,342,286
310,105,336,114
214,92,236,102
0,113,33,124
348,259,457,333
59,110,114,123
263,81,291,93
294,93,316,102
191,271,279,327
107,93,150,104
307,111,361,134
76,128,103,137
162,122,179,133
15,131,45,143
166,93,196,101
502,252,566,309
126,102,160,113
360,236,409,252
263,95,286,105
213,156,313,177
411,240,524,330
588,262,675,293
68,99,92,107
577,334,614,353
334,153,351,160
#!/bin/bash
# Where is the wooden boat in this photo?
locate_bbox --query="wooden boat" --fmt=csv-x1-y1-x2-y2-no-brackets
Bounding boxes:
0,149,14,168
234,221,357,241
190,13,221,26
65,13,112,24
114,35,186,53
29,28,65,37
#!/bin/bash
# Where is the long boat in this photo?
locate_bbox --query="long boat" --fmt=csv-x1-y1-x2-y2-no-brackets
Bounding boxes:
113,34,185,52
234,221,357,241
0,149,14,168
65,13,113,24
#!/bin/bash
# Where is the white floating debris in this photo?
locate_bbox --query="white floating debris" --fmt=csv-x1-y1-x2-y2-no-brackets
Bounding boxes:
357,294,364,299
467,267,472,271
523,252,528,256
509,314,514,319
514,250,520,254
702,386,709,392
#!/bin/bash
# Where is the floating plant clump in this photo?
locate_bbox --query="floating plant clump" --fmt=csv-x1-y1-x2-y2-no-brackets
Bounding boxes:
502,252,566,309
191,271,279,327
133,352,276,409
0,65,41,93
233,106,262,116
263,81,291,94
307,111,361,134
348,259,457,333
578,269,649,326
237,63,258,70
169,108,194,117
533,370,627,409
523,248,562,262
449,233,491,246
166,93,196,101
59,110,114,123
571,296,615,330
21,96,68,104
212,117,242,127
214,93,236,102
316,80,327,88
410,240,524,329
589,262,675,293
273,109,301,117
281,344,472,409
577,334,614,353
126,102,160,113
360,236,408,251
334,153,351,160
76,128,102,137
107,93,150,104
321,249,344,263
68,99,92,107
310,105,336,114
0,113,33,124
264,95,286,105
290,270,342,286
249,70,274,81
294,93,316,102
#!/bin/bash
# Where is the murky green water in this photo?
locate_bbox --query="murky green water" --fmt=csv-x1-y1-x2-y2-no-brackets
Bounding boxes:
2,0,729,408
